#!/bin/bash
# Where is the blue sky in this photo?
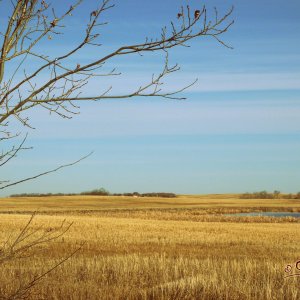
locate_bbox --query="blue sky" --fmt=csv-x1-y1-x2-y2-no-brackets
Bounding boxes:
1,0,300,195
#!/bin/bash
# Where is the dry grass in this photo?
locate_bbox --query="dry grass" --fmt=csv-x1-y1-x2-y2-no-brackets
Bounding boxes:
0,195,299,299
1,194,300,213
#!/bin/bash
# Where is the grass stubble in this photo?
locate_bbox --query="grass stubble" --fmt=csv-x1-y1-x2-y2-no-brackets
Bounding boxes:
0,195,299,299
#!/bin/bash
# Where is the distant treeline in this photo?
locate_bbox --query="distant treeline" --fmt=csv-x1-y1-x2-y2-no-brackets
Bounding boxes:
111,192,176,198
10,188,176,198
9,192,78,197
240,191,300,199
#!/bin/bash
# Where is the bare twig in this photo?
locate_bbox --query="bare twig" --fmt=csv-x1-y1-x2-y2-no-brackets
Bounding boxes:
0,151,93,190
0,213,82,300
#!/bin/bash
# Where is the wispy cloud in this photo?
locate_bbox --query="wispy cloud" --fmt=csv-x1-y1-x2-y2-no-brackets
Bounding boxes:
77,71,300,94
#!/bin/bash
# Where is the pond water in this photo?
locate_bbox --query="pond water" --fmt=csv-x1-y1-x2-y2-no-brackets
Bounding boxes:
226,212,300,218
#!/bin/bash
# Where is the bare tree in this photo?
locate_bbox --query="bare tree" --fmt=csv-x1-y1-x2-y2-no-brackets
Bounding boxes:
0,0,233,189
0,1,234,298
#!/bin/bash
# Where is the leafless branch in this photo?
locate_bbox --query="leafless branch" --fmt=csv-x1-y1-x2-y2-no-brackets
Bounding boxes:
0,213,83,300
0,1,234,129
0,151,93,190
0,0,233,187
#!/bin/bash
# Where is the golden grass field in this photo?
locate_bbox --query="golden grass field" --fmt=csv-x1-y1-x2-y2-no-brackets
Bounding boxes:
0,194,299,299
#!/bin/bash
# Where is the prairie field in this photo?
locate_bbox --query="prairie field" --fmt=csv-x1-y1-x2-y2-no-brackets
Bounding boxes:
0,195,299,299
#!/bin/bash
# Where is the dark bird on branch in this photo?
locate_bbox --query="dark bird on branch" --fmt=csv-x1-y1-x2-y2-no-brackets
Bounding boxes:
50,19,58,27
194,10,200,19
91,11,97,17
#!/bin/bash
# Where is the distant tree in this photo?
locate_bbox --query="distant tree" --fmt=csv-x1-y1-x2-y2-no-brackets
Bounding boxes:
283,193,293,199
240,191,278,199
240,192,251,199
81,187,110,195
273,190,281,199
241,191,300,200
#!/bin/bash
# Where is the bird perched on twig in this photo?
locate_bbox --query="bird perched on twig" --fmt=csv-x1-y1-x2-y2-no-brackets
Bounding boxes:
91,10,97,17
50,18,58,27
194,10,200,20
41,0,48,9
177,13,183,19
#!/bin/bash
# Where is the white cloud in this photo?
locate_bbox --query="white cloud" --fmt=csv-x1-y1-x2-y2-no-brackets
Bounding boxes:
189,72,300,92
20,96,300,140
67,71,300,96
